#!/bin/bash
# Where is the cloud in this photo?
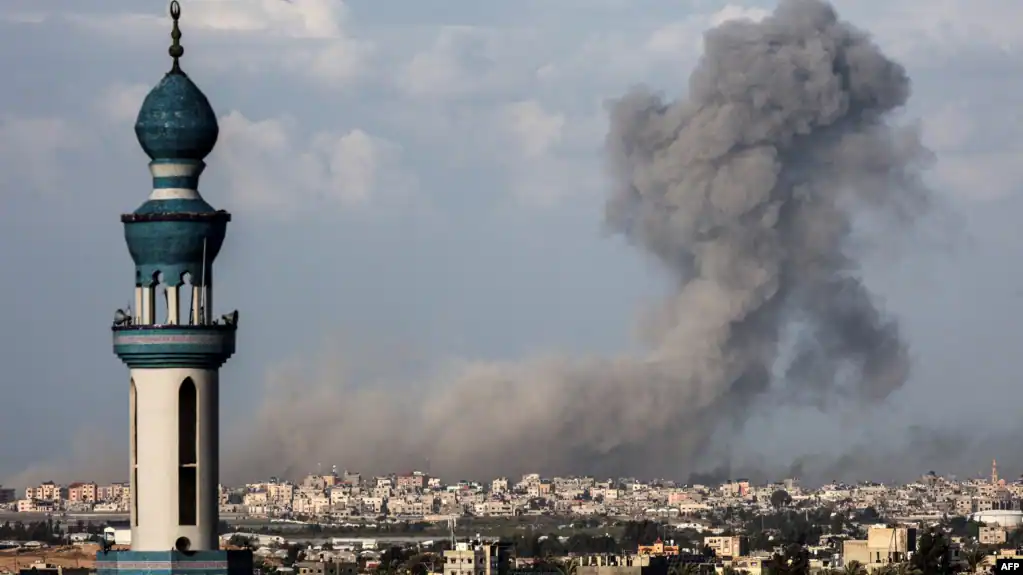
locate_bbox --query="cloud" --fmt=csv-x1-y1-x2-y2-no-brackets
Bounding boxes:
921,96,1023,201
858,0,1023,62
65,0,372,90
96,83,150,126
213,111,416,214
0,116,82,195
502,100,565,158
184,0,347,38
3,0,1023,486
183,0,375,88
396,26,502,99
646,4,770,58
79,0,350,39
496,100,606,207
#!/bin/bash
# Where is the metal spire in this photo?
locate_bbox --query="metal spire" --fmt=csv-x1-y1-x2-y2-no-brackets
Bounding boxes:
168,1,184,74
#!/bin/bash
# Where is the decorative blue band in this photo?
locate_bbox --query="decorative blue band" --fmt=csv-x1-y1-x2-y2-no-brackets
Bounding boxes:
113,325,236,369
94,549,253,575
153,175,200,190
96,561,228,569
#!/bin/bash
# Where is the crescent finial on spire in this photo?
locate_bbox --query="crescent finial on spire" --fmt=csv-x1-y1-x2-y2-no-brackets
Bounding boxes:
169,1,184,74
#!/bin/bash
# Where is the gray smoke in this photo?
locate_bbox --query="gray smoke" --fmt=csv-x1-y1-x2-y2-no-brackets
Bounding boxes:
224,0,934,483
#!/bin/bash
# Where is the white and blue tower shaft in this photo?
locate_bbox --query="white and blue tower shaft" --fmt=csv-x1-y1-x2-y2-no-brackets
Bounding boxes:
106,4,243,570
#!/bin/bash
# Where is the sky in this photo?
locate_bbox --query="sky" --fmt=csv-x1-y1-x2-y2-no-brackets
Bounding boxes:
1,0,1023,487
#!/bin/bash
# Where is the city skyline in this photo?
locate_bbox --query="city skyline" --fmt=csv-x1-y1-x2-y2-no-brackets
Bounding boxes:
2,0,1023,486
5,460,1020,493
9,463,1021,516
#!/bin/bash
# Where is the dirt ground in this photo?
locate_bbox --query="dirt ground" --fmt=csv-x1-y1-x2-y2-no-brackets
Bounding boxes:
0,543,254,573
0,543,128,572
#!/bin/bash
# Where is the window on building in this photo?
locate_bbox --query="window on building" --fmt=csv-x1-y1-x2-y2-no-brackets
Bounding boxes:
178,378,198,525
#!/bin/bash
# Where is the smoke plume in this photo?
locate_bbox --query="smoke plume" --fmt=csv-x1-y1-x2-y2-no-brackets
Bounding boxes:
215,0,937,484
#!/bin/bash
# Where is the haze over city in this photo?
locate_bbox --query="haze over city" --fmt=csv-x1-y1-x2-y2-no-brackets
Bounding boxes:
2,0,1023,488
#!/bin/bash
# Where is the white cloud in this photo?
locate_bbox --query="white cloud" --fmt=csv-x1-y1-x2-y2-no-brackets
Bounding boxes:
284,37,373,88
833,0,1023,63
117,0,350,39
0,116,81,194
394,26,551,100
503,100,565,159
923,100,1023,201
495,101,605,207
65,0,372,90
709,4,770,26
646,4,769,58
397,26,498,99
11,0,1023,210
213,111,415,215
931,151,1023,202
96,83,150,126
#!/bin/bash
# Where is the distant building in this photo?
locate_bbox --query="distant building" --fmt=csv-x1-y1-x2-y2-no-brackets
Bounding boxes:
295,561,357,575
26,482,63,502
577,554,669,575
637,539,680,556
103,523,131,547
67,482,97,503
444,539,502,575
703,536,747,559
842,526,916,571
729,556,766,575
971,510,1023,528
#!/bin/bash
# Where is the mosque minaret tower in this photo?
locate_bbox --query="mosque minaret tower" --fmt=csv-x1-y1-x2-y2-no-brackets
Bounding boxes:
101,3,251,573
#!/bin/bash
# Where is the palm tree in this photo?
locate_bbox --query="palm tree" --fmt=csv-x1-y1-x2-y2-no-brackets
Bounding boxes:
560,559,580,575
842,561,867,575
889,562,922,575
962,547,987,574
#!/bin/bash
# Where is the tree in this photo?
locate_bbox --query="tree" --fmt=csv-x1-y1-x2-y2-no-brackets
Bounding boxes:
767,543,809,575
668,564,699,575
284,544,305,567
962,546,987,574
842,561,866,575
620,520,664,548
552,559,578,575
878,563,922,575
909,529,951,575
770,490,793,509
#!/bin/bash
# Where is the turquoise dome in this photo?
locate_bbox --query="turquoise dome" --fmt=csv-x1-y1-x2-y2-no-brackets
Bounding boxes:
134,72,219,162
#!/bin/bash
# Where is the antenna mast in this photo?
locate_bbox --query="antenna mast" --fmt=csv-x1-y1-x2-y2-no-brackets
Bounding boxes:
200,237,207,324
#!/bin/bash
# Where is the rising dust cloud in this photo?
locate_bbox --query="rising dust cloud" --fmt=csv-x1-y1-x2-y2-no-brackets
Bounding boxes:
224,0,935,484
8,0,937,488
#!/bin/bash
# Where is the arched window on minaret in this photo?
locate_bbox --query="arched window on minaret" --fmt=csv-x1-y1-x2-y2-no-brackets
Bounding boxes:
130,379,138,526
178,378,198,525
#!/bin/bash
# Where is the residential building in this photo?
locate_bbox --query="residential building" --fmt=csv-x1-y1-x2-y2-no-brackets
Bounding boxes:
444,540,501,575
704,536,748,559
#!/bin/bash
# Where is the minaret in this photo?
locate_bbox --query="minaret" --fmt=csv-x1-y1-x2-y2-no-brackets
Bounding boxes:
100,3,249,574
993,459,999,485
